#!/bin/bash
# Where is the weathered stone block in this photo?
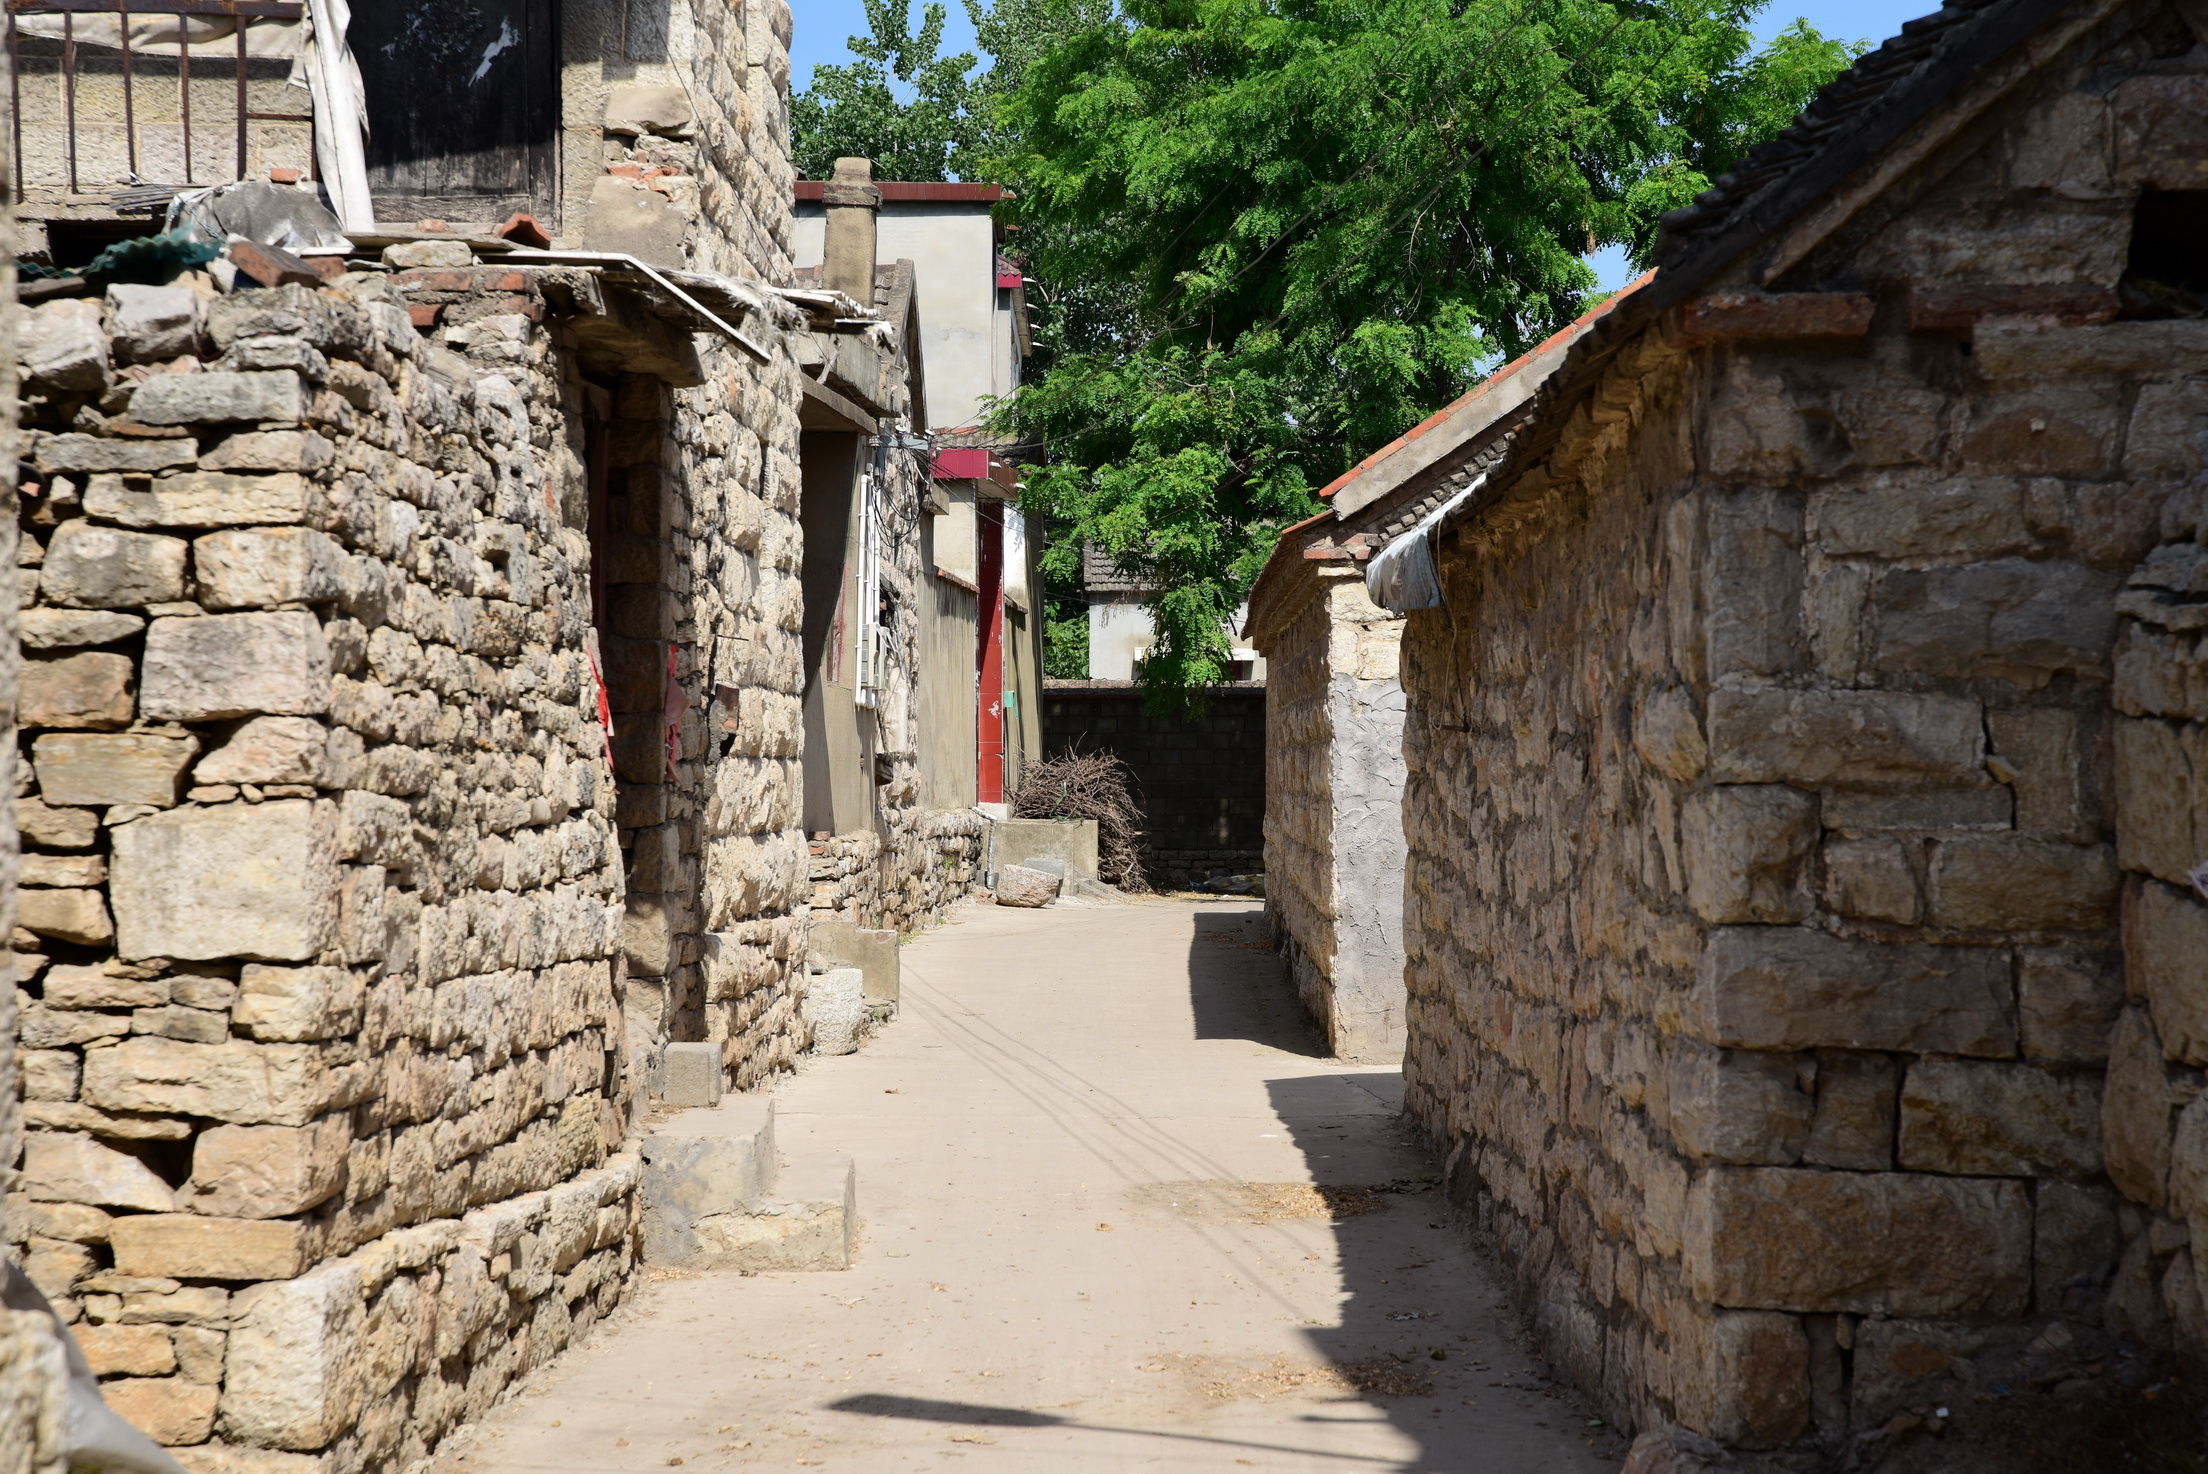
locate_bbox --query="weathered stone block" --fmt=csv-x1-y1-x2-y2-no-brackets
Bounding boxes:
142,612,331,721
194,716,327,787
1801,1049,1896,1171
111,800,339,962
20,607,146,649
184,1117,350,1219
232,965,363,1042
77,1323,177,1378
134,1003,230,1044
2113,717,2193,884
20,794,99,848
130,371,305,426
2019,947,2122,1062
1683,1167,2030,1316
21,297,110,389
19,651,135,729
1660,1046,1812,1165
1817,477,2028,560
34,433,199,474
40,520,188,609
1698,1309,1810,1449
23,1131,176,1210
1706,689,1984,791
33,733,197,807
2102,1006,2176,1209
1633,687,1706,780
994,864,1061,907
1898,1059,2101,1177
199,430,335,474
18,887,114,945
2124,380,2208,481
2174,1100,2208,1259
581,176,687,269
109,283,201,362
1822,786,2012,832
1928,837,2117,930
194,527,343,609
659,1041,722,1107
1695,927,2014,1056
111,1214,317,1282
604,83,696,137
2112,74,2208,190
1873,557,2118,687
1704,490,1805,678
102,1377,219,1447
2035,1181,2117,1309
1682,786,1816,924
2128,879,2208,1066
1821,836,1920,923
1988,707,2086,840
86,471,311,529
83,1035,345,1126
1849,1320,1988,1427
43,964,166,1009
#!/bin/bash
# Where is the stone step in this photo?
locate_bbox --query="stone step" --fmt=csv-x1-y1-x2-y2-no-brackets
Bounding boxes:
689,1153,859,1272
637,1093,777,1265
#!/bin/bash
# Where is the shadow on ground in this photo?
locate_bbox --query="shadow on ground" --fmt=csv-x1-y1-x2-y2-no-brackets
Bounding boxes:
1188,908,1328,1054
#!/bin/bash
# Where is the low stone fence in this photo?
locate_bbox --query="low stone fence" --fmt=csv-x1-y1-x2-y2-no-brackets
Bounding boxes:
806,808,983,934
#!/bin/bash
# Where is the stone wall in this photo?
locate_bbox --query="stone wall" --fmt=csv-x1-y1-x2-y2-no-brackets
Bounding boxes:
1399,19,2208,1445
1259,571,1409,1060
1040,683,1266,888
9,268,638,1469
805,810,984,935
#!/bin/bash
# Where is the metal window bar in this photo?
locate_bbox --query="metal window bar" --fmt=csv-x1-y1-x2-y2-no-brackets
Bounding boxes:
6,0,308,203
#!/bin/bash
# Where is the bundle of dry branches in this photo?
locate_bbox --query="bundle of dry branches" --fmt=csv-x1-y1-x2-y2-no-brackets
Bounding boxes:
1011,750,1152,893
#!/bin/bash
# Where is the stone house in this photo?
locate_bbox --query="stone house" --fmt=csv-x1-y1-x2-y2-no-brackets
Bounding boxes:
1347,0,2208,1451
0,2,992,1469
1243,290,1640,1061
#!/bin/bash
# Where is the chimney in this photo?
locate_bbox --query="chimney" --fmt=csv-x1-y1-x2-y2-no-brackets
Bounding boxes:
821,156,880,305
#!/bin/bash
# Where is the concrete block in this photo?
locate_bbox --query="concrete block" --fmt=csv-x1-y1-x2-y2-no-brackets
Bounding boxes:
660,1041,723,1107
690,1154,858,1271
142,612,332,721
108,282,201,362
19,651,135,729
1695,927,2015,1056
86,470,312,529
637,1094,777,1265
129,370,305,426
40,519,188,608
110,799,340,962
807,968,865,1055
1684,1167,2030,1316
809,917,899,1002
110,1214,316,1281
33,732,198,807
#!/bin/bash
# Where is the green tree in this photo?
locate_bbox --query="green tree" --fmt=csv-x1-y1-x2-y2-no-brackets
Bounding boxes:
987,0,1859,704
791,0,984,181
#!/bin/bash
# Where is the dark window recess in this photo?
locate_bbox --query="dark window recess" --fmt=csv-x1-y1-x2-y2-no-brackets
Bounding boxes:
352,1,558,226
2119,191,2208,320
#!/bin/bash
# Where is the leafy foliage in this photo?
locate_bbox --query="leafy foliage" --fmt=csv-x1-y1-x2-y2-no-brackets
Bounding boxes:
986,0,1860,704
791,0,985,181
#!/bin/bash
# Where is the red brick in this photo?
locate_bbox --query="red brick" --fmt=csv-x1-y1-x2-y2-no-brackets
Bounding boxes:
408,304,440,328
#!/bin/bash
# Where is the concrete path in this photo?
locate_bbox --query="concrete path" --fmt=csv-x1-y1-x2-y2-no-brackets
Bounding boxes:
435,898,1622,1474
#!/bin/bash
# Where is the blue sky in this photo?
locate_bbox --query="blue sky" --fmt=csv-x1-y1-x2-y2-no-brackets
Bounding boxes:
788,0,1941,290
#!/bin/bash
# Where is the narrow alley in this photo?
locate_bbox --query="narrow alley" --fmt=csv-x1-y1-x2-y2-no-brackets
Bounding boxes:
428,899,1619,1474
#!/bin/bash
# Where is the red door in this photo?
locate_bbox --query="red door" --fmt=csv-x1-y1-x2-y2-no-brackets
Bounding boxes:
977,501,1005,802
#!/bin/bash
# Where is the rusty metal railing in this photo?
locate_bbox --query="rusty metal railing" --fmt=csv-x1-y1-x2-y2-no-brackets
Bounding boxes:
6,0,311,201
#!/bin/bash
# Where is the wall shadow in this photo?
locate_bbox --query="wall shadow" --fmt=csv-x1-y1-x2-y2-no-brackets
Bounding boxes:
1264,1075,1631,1473
1187,907,1327,1056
